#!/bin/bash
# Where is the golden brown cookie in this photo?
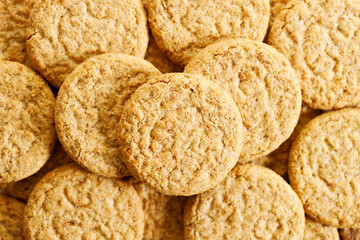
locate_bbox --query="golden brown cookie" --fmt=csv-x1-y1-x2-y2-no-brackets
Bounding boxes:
184,164,305,239
289,108,360,228
0,60,56,183
145,35,183,74
55,53,161,178
27,0,148,88
341,229,360,240
252,104,322,177
129,178,185,240
148,0,270,66
24,164,144,239
118,73,243,196
304,217,339,240
0,141,73,201
0,193,25,240
269,0,292,28
185,38,301,162
268,0,360,110
0,0,37,64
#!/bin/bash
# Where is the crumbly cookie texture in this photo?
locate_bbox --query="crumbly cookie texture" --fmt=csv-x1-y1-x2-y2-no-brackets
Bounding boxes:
27,0,148,88
0,60,56,183
269,0,360,110
0,0,37,64
252,104,322,177
185,38,301,162
24,164,144,240
56,53,161,178
0,141,73,201
289,108,360,228
145,35,183,74
341,229,360,240
304,217,339,240
0,193,25,240
148,0,270,66
184,164,305,240
129,178,185,240
118,73,243,196
269,0,292,28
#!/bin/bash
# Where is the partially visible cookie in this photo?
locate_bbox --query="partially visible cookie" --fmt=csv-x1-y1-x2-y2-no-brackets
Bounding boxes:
341,229,360,240
56,53,161,178
129,178,185,240
148,0,270,66
185,38,301,162
145,35,183,73
304,217,339,240
0,141,73,201
27,0,148,88
0,193,25,240
269,0,360,109
252,104,322,177
118,73,243,196
0,0,37,64
184,164,305,239
0,61,56,183
289,108,360,228
24,164,144,239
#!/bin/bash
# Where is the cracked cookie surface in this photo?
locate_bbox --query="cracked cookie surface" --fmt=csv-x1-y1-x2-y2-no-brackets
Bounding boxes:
0,193,25,240
289,108,360,228
0,61,56,183
118,73,243,196
27,0,148,88
24,164,144,240
184,164,305,240
56,53,161,178
269,0,360,109
148,0,270,66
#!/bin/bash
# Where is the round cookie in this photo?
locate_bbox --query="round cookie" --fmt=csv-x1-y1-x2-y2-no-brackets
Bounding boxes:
0,60,56,183
145,35,183,74
56,53,161,178
129,178,185,240
252,104,322,177
0,0,37,64
184,164,305,239
185,38,302,162
118,73,243,196
304,217,339,240
27,0,148,88
148,0,270,66
341,229,360,240
24,164,144,239
0,141,73,201
289,108,360,228
268,0,360,110
0,193,25,240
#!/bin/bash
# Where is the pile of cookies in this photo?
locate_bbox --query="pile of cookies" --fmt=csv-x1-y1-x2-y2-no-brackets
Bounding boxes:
1,0,360,239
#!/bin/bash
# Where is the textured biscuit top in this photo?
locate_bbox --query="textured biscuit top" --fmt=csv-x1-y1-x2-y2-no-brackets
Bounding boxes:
0,141,73,201
289,108,360,228
0,0,36,64
56,53,161,178
184,164,305,240
118,73,243,196
185,38,302,162
24,164,144,240
304,217,339,240
130,178,185,240
0,61,56,183
0,193,25,240
252,104,322,177
341,229,360,240
27,0,148,88
148,0,270,66
269,0,292,28
268,0,360,109
145,35,183,74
